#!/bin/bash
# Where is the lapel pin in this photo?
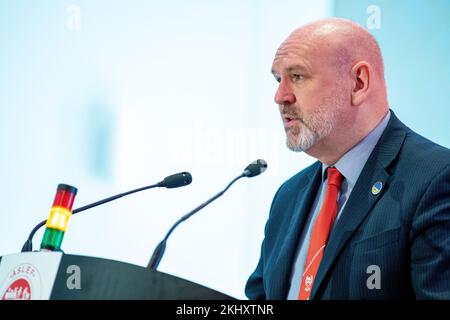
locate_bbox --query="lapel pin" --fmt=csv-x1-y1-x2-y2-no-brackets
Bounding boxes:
371,181,383,195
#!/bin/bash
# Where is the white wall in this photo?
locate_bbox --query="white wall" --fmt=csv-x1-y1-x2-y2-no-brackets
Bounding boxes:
0,0,331,298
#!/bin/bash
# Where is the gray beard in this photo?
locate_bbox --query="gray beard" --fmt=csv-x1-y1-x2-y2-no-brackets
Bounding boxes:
286,123,318,152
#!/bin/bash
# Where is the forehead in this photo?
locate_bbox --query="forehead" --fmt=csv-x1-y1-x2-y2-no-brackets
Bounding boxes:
271,36,321,73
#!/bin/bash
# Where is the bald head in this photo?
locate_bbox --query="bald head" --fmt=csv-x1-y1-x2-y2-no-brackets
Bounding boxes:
288,18,385,81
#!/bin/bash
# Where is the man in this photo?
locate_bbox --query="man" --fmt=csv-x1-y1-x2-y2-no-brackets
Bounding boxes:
245,18,450,300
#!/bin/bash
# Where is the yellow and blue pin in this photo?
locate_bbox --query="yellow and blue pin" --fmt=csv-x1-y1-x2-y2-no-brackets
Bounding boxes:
371,181,383,195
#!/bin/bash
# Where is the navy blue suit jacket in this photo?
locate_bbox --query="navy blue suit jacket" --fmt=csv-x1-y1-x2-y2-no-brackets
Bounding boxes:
245,112,450,299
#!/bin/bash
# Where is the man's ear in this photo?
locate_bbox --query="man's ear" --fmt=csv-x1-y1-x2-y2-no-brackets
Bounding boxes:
351,61,371,106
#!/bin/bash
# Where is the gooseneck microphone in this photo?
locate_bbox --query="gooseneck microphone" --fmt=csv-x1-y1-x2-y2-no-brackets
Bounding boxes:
21,172,192,253
147,159,268,270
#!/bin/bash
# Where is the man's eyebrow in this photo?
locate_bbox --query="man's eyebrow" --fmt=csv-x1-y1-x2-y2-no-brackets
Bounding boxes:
271,64,310,76
286,64,309,73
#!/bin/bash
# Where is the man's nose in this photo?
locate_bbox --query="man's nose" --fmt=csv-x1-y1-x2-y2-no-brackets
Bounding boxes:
274,80,296,105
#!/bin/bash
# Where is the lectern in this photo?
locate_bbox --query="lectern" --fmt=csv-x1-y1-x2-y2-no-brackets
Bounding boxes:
0,252,235,300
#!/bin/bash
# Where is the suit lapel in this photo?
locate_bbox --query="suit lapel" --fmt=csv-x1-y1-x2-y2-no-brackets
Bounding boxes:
268,162,322,299
310,111,407,299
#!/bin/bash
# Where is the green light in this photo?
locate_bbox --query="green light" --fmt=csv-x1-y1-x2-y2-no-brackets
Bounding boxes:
40,228,65,251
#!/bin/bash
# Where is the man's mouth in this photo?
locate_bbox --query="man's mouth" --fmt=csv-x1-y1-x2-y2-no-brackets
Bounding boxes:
282,115,300,127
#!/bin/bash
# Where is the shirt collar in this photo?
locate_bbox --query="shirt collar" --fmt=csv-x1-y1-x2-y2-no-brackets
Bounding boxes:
322,110,391,187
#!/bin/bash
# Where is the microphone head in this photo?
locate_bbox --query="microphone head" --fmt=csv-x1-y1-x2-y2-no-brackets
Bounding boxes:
243,159,268,177
162,172,192,188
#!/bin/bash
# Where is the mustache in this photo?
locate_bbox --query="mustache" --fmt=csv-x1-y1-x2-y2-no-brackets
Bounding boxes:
279,105,304,122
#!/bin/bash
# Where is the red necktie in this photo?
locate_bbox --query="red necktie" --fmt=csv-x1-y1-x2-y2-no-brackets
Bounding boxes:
298,167,343,300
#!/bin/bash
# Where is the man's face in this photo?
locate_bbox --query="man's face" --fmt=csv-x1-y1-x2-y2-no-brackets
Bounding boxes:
271,35,348,152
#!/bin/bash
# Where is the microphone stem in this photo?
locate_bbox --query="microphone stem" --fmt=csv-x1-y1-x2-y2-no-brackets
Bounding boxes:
22,183,159,252
149,174,245,270
72,183,159,214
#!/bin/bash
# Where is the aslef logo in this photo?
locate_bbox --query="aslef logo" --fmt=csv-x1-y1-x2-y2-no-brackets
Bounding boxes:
1,263,41,300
